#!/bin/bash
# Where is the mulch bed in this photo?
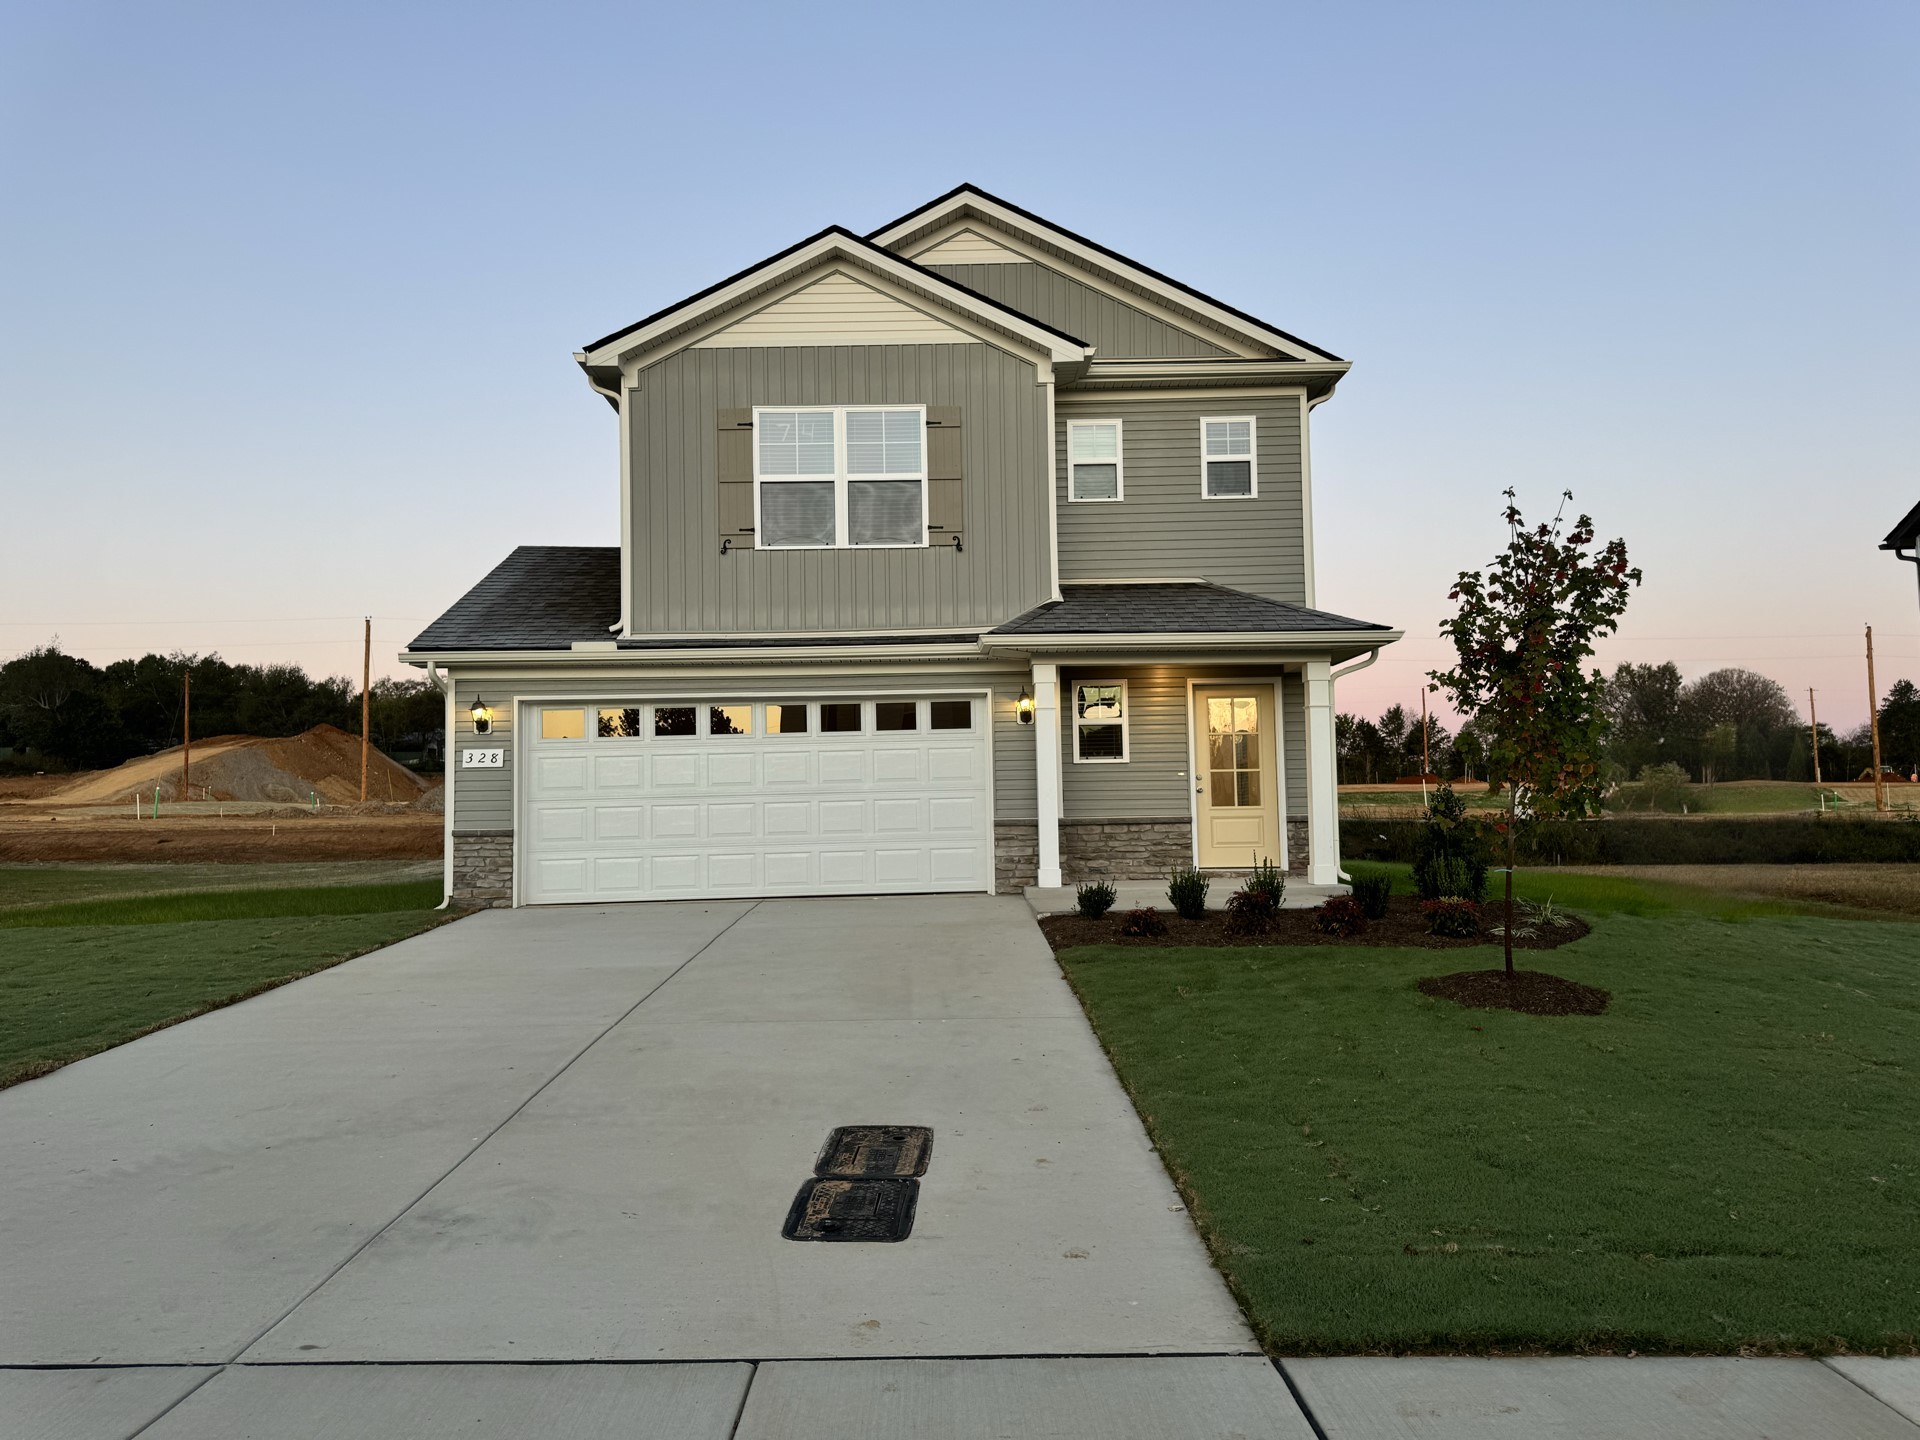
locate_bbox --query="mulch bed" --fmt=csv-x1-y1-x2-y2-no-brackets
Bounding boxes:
1038,895,1589,953
1417,968,1611,1016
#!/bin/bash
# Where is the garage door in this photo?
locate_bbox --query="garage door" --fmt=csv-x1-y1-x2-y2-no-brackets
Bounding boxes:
521,695,993,904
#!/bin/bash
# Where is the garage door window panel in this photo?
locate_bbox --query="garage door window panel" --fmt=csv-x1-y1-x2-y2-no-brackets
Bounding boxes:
767,703,810,735
710,704,752,736
653,706,697,737
874,701,918,732
930,699,973,730
597,707,643,738
542,708,586,741
820,703,864,734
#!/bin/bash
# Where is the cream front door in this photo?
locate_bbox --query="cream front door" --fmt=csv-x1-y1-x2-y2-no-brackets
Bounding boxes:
1192,685,1281,870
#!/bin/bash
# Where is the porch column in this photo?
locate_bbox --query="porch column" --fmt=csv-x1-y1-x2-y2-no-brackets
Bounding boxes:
1033,661,1063,888
1304,659,1342,886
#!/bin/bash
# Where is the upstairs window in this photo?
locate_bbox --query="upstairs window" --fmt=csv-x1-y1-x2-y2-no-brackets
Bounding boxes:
755,406,926,548
1067,419,1123,502
1201,417,1257,498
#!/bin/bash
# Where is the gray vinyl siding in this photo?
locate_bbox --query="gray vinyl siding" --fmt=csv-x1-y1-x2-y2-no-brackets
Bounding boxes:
1060,666,1306,823
1055,393,1306,604
628,344,1051,634
451,677,514,831
924,262,1233,359
451,667,1035,831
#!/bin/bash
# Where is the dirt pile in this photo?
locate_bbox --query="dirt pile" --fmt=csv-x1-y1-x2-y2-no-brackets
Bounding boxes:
55,725,431,806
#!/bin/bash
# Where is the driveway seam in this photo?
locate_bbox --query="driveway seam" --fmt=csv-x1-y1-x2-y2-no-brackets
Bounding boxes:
725,1360,759,1439
1271,1360,1331,1440
126,1363,227,1439
225,901,763,1365
1821,1357,1920,1431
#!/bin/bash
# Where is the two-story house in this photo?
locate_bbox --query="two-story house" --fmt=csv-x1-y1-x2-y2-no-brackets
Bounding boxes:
404,186,1400,908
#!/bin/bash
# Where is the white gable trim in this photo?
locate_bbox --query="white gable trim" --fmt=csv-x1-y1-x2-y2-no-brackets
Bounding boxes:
879,196,1334,363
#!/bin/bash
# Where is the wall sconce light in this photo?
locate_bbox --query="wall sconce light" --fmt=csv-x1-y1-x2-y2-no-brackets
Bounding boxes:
1016,689,1035,726
470,697,494,735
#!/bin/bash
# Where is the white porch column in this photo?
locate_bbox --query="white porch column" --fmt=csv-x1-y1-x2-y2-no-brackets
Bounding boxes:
1304,659,1342,886
1033,661,1063,888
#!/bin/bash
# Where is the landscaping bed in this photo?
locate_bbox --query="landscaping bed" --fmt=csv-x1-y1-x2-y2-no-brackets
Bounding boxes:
1038,896,1589,952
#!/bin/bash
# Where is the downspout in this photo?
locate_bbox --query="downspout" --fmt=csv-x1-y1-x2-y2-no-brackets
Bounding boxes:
1327,646,1382,883
578,359,629,636
1899,547,1920,615
428,660,454,910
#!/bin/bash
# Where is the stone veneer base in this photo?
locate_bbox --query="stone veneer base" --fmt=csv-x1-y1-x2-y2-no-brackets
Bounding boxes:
452,830,513,908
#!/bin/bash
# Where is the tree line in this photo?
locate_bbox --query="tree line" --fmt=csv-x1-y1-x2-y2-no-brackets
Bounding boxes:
0,644,445,773
1339,663,1920,787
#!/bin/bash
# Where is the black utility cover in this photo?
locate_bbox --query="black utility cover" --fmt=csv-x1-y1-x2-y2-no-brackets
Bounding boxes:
815,1125,934,1178
782,1178,920,1242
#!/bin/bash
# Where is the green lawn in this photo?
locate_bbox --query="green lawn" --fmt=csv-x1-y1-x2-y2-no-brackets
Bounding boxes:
0,860,438,911
1058,884,1920,1355
1,878,456,1087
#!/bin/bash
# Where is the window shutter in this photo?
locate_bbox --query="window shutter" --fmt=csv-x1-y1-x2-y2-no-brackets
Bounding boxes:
716,408,754,548
926,406,962,542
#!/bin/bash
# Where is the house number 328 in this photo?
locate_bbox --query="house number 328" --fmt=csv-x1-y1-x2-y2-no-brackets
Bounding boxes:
461,748,505,769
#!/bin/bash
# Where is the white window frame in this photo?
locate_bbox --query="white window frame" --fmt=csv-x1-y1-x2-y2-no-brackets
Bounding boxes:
1066,418,1125,503
752,404,929,549
1200,416,1258,499
1071,679,1130,764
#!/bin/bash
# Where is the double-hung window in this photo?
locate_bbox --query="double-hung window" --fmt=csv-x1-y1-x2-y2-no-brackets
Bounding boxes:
755,405,927,548
1067,419,1123,502
1201,417,1257,498
1072,680,1128,762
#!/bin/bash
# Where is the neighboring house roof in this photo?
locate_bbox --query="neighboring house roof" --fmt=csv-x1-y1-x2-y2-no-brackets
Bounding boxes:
407,546,621,652
990,582,1392,637
868,183,1345,365
1882,500,1920,551
576,225,1090,369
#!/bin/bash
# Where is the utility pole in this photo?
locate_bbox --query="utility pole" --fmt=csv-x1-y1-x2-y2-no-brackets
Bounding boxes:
361,616,371,803
1867,625,1886,812
1807,687,1821,785
182,669,191,800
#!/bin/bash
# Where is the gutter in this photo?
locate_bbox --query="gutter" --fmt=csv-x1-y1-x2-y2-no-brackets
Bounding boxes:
1327,646,1383,883
426,661,454,910
1896,545,1920,613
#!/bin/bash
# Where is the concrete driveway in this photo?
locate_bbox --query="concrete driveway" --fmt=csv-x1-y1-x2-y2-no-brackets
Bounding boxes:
3,896,1320,1437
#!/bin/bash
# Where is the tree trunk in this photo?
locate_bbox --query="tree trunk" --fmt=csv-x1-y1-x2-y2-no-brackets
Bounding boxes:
1504,788,1516,977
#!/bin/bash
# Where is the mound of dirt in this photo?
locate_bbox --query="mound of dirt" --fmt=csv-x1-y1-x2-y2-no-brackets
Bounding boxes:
1417,969,1611,1017
55,725,430,806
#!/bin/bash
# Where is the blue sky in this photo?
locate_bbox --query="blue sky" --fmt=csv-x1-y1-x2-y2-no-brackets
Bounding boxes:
2,0,1915,726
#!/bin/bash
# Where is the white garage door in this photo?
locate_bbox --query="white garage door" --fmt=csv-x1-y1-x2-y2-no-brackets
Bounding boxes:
521,695,993,904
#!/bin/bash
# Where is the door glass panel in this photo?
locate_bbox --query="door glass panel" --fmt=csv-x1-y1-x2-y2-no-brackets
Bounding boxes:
653,706,696,737
874,701,918,731
930,699,972,730
597,707,642,738
820,702,863,733
1204,695,1261,810
709,704,751,736
541,708,585,740
767,704,809,734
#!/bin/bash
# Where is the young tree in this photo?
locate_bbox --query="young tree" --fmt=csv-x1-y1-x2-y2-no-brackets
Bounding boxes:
1430,491,1641,974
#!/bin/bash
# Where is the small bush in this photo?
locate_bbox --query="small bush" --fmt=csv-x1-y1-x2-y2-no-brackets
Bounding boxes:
1167,866,1211,921
1624,761,1694,814
1422,897,1481,938
1076,880,1117,918
1518,896,1575,931
1119,905,1167,937
1349,873,1391,920
1242,856,1286,910
1412,784,1490,903
1314,896,1369,936
1224,885,1279,938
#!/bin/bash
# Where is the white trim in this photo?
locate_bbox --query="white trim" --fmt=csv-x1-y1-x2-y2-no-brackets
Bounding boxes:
1033,661,1063,888
1065,417,1125,503
1298,394,1317,607
1185,677,1287,872
1200,416,1259,499
440,670,455,906
752,404,929,550
877,197,1336,361
1043,377,1061,601
1302,659,1340,886
1069,678,1130,764
1058,384,1310,404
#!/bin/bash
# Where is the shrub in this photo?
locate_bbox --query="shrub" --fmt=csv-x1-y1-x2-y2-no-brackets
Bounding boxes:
1314,896,1369,936
1224,885,1279,938
1422,897,1481,938
1625,761,1694,813
1242,856,1286,910
1412,783,1490,903
1167,866,1211,921
1349,873,1391,920
1119,905,1167,937
1076,880,1117,918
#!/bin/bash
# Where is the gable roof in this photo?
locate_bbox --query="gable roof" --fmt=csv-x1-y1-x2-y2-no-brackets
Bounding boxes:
1882,500,1920,551
407,546,621,652
576,225,1091,373
990,582,1392,638
869,184,1345,365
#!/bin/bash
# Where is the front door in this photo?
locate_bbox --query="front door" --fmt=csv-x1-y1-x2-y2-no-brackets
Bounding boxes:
1192,685,1281,870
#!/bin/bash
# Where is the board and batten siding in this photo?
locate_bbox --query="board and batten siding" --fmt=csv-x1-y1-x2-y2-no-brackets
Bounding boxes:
1054,393,1306,604
1060,666,1307,824
450,668,1036,830
627,343,1051,635
923,262,1233,360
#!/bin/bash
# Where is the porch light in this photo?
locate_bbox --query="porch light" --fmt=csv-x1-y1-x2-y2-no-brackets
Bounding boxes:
470,697,494,735
1016,689,1035,726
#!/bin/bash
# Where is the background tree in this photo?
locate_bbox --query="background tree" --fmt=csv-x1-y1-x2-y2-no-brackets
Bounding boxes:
1601,661,1683,777
1878,679,1920,777
1430,491,1641,974
1676,667,1798,781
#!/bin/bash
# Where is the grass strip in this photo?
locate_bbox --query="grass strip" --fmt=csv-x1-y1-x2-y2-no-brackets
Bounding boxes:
0,879,444,928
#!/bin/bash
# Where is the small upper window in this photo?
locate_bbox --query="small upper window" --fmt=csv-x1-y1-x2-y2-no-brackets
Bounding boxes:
1073,682,1128,763
709,704,752,736
1202,418,1256,498
1067,420,1123,502
597,706,642,738
874,701,918,732
820,702,863,734
653,706,696,737
929,699,972,730
541,708,585,740
767,703,810,735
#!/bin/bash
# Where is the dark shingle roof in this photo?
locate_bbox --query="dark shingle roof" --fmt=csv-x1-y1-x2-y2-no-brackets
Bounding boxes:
1883,501,1920,551
990,582,1391,637
408,547,621,652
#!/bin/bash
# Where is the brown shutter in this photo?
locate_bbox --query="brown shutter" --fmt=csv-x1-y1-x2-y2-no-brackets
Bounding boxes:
716,408,754,549
926,406,962,542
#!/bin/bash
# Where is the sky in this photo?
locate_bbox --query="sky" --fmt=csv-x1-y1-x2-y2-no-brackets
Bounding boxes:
2,0,1915,728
